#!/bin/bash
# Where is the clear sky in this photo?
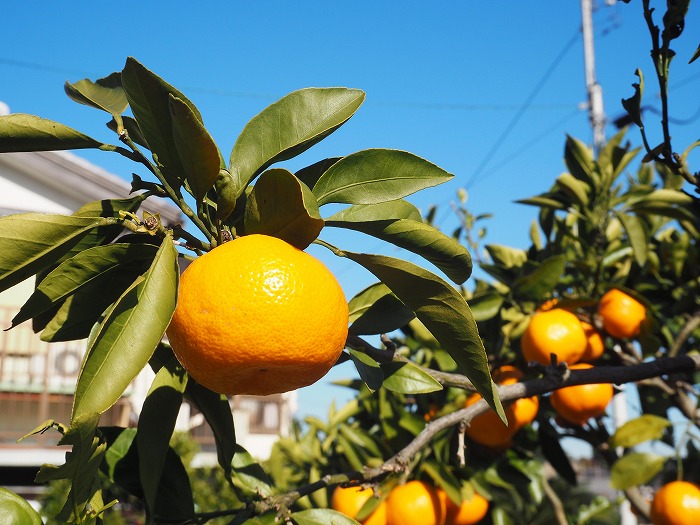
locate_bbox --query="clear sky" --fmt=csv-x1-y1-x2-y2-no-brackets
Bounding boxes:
1,1,699,420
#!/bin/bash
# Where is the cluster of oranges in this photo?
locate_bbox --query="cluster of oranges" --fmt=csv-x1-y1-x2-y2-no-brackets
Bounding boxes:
332,481,489,525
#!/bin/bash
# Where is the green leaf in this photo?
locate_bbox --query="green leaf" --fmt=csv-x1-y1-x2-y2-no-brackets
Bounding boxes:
621,69,644,128
0,487,43,525
609,415,671,449
347,349,384,392
326,212,472,284
422,460,462,505
231,445,274,497
511,255,566,300
610,452,666,490
563,135,597,189
169,94,221,202
72,237,178,420
244,168,324,249
107,115,149,148
313,149,453,206
468,292,504,322
295,157,342,190
292,508,361,525
325,200,423,222
71,195,148,253
380,361,442,394
11,243,158,328
348,293,415,336
230,87,365,197
348,282,393,324
137,354,188,517
213,168,239,221
556,172,590,208
0,214,108,294
184,377,237,480
0,114,103,152
538,419,577,485
334,249,503,421
121,57,202,188
515,194,568,211
485,245,527,268
64,72,128,121
616,212,649,267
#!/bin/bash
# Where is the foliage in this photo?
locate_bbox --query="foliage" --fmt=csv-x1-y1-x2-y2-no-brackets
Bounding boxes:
0,1,698,524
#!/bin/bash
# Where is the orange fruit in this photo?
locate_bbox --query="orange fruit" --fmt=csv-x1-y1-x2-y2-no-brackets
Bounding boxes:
538,298,559,312
597,288,646,339
580,321,605,362
332,486,387,525
650,480,700,525
520,309,587,365
166,234,348,395
465,365,539,449
386,481,444,525
550,364,613,425
443,491,489,525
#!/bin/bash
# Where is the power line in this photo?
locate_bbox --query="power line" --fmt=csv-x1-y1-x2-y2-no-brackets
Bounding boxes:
464,29,582,189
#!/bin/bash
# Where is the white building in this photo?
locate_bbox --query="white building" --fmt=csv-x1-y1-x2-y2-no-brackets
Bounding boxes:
0,141,296,497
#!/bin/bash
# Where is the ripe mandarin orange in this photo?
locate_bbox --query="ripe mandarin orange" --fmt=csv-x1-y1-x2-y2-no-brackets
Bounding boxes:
443,491,489,525
465,392,518,449
550,364,613,425
386,481,444,525
332,486,387,525
597,288,646,339
580,321,605,362
166,234,348,396
520,309,587,365
650,480,700,525
492,365,539,428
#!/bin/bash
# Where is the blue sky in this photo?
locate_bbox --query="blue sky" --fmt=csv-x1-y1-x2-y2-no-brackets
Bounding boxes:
2,2,699,420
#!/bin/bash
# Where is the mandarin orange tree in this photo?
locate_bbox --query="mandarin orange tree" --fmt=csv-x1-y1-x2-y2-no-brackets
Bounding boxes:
1,2,700,525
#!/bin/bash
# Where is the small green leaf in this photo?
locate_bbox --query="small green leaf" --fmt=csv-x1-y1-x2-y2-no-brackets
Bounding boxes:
563,135,598,189
0,487,43,525
0,114,103,152
107,115,149,148
556,172,590,208
313,149,453,206
348,282,393,324
213,169,238,221
230,88,365,197
0,213,108,294
64,72,128,120
610,452,666,490
610,415,671,449
347,349,384,392
325,200,423,222
296,157,342,190
515,194,568,211
348,293,415,335
380,361,442,394
292,508,361,525
616,212,649,267
468,292,504,322
72,238,178,420
244,168,324,249
231,445,274,497
484,245,527,268
326,214,472,284
511,255,567,300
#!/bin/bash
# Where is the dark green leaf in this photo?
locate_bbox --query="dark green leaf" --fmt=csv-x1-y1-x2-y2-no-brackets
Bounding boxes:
213,169,238,221
468,292,504,322
185,375,237,479
380,361,442,394
231,445,273,497
348,293,415,335
72,238,178,420
64,72,127,120
11,243,158,328
348,282,393,324
484,245,527,268
556,172,590,208
621,69,644,128
107,115,149,148
563,135,597,189
295,157,342,190
326,214,472,284
511,255,566,300
313,149,453,206
422,460,462,505
137,354,188,516
121,57,201,188
0,214,108,294
325,200,423,222
335,249,503,421
0,114,103,152
609,415,671,449
347,349,384,392
71,195,148,253
230,88,365,198
244,168,324,249
515,194,568,211
0,487,43,525
538,420,577,485
610,452,666,490
170,94,221,202
292,508,361,525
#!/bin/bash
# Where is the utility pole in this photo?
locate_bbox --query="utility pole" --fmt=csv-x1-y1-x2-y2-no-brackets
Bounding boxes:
581,0,606,151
